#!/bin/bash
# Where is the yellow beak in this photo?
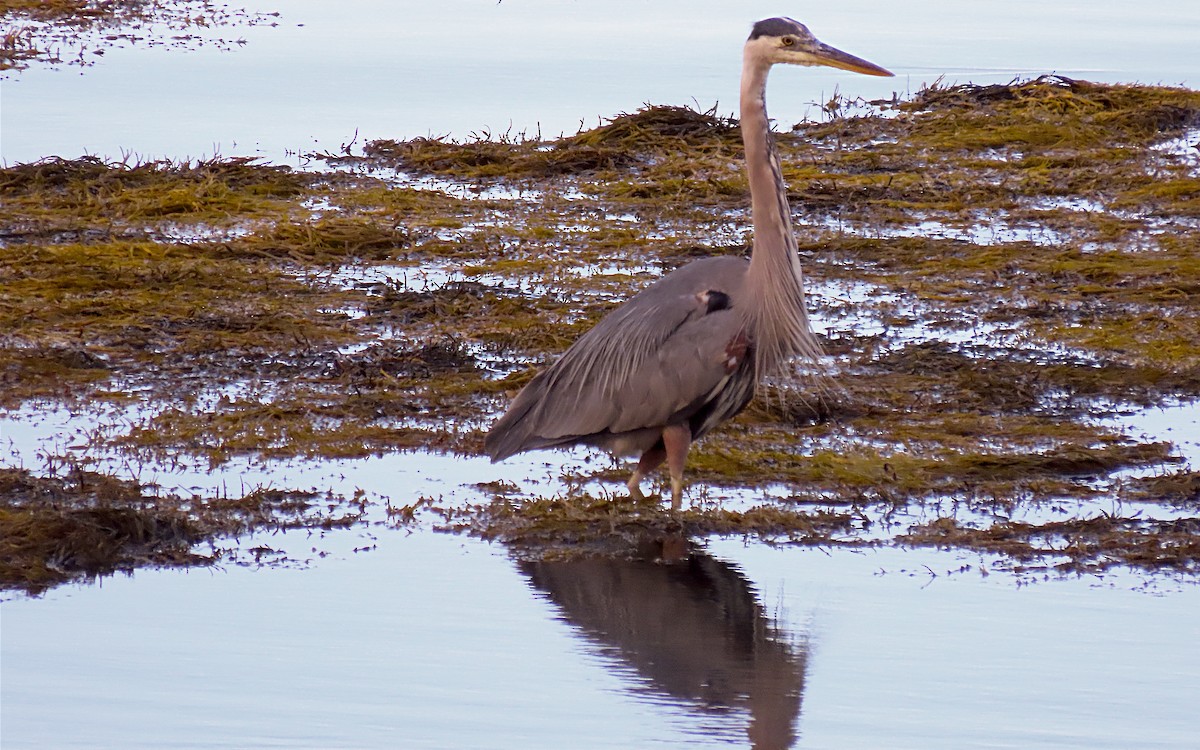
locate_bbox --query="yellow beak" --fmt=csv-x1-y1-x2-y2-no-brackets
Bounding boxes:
812,42,894,77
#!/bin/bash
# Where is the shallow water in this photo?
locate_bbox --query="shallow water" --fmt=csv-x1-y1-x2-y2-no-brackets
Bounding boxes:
3,0,1198,165
4,388,1200,748
4,530,1198,749
4,402,1200,748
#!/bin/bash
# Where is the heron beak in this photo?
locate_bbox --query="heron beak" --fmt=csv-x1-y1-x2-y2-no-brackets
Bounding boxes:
811,42,893,77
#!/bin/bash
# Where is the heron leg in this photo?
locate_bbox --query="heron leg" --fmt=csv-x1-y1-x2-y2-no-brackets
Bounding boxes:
627,444,666,501
661,423,692,510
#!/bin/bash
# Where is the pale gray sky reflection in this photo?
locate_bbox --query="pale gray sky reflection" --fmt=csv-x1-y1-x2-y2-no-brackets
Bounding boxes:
2,0,1197,165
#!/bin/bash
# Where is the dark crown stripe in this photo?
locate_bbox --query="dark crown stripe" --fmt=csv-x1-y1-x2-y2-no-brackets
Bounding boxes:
748,17,802,40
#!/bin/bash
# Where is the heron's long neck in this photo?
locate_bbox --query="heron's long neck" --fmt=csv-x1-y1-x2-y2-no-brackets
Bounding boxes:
739,55,821,376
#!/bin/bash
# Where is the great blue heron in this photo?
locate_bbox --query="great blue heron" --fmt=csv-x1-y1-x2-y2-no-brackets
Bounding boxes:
486,18,892,508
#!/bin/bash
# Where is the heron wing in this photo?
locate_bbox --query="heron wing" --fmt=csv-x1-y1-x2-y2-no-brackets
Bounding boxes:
610,310,751,432
486,257,750,459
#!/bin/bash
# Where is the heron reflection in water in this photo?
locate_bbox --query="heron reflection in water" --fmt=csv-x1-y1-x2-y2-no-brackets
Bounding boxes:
521,544,807,749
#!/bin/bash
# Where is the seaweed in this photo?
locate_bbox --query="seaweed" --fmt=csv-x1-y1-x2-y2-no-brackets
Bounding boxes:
4,77,1200,577
0,464,361,594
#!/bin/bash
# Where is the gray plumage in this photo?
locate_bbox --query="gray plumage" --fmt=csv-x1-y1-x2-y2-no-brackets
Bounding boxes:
486,18,892,507
487,256,754,460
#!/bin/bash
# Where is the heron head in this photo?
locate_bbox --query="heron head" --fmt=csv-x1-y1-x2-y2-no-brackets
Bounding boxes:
747,17,893,77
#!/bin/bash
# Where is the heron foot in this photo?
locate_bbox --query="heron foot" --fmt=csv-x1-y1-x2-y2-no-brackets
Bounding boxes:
662,423,692,511
628,443,666,504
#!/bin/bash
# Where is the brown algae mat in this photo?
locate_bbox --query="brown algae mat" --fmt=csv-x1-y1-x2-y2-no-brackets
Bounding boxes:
3,77,1200,590
0,463,365,594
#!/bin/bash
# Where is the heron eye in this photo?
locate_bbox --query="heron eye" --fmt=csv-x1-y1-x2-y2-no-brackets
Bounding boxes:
781,37,795,47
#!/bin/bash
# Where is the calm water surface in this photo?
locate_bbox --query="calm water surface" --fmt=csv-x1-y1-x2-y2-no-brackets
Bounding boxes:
2,0,1198,164
5,531,1199,749
4,3,1200,748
